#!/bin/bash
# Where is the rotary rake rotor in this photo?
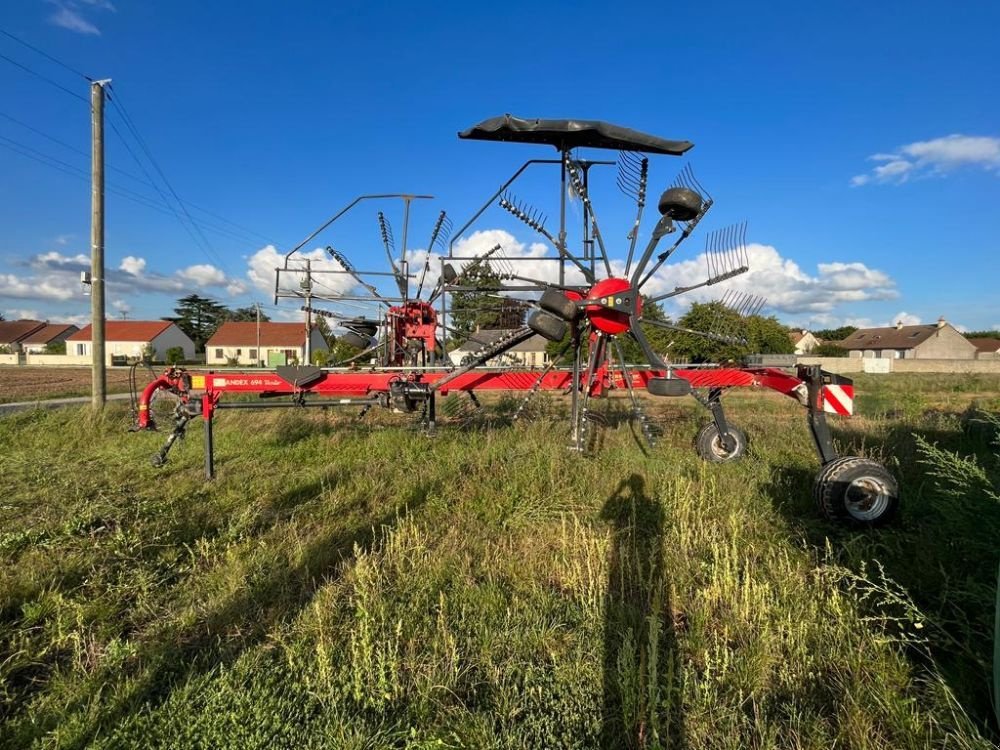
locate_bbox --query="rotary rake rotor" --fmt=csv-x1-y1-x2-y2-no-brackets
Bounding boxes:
129,115,900,527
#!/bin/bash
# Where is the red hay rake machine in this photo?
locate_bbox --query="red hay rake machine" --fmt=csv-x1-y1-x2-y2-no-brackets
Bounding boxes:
132,115,899,526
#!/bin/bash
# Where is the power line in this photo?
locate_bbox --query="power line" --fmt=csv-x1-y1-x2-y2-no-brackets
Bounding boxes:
0,109,278,245
0,27,92,81
0,136,271,245
0,51,87,102
105,85,231,274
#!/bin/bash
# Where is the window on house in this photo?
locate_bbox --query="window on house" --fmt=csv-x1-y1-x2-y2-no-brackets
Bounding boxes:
76,343,85,355
249,349,257,360
215,348,223,359
236,348,242,357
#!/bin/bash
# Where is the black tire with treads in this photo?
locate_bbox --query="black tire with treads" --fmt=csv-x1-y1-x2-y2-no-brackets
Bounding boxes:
527,310,568,342
693,422,747,463
341,331,370,350
813,456,899,526
657,187,703,221
646,377,692,397
539,288,579,321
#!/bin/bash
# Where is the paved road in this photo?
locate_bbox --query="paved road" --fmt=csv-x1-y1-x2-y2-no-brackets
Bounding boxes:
0,393,132,416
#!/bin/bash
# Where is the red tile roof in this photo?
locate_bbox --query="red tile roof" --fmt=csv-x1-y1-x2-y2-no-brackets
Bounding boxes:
207,321,314,348
0,319,46,344
968,337,1000,353
20,323,79,345
67,320,176,342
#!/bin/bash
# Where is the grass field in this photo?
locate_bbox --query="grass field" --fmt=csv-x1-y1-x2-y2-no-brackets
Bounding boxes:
0,373,998,748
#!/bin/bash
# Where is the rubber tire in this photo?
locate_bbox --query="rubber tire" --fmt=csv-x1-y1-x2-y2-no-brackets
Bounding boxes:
528,310,568,342
657,187,703,221
539,288,579,321
813,456,899,526
442,263,458,283
694,422,747,463
341,331,370,350
646,377,692,397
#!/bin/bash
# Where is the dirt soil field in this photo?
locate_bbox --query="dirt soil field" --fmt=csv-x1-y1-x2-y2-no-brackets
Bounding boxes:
0,367,134,403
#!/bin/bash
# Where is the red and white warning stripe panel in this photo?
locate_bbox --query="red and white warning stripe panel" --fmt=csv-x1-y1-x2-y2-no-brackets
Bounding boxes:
822,384,854,416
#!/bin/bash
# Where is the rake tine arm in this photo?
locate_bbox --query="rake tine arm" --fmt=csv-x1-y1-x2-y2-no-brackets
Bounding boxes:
629,214,675,288
623,157,648,276
641,317,746,346
564,157,613,277
416,211,447,300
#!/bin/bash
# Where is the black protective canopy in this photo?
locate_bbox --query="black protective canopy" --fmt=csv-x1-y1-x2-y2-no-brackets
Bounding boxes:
459,114,693,155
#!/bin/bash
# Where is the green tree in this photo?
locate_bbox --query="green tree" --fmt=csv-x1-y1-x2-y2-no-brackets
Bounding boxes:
164,294,229,353
44,340,66,354
811,342,848,357
165,346,185,365
670,302,795,363
813,325,858,342
447,261,524,345
225,306,270,323
314,316,335,348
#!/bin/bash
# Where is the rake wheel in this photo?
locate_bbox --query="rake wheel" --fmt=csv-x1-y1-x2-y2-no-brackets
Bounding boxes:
539,288,580,321
527,310,568,342
657,186,702,220
694,422,747,463
813,456,899,526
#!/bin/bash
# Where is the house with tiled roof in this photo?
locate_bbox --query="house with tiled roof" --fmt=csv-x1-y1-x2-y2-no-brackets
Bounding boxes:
0,319,47,352
967,337,1000,360
448,328,551,367
788,330,820,355
18,323,80,353
205,321,327,366
67,321,195,364
840,318,977,360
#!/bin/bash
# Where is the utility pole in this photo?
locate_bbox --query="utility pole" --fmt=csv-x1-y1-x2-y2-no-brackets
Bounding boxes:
91,79,110,409
302,260,312,364
255,302,261,367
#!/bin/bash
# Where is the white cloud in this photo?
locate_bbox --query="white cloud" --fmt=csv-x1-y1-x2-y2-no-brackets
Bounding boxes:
247,244,354,298
889,311,921,326
851,134,1000,186
639,243,897,316
0,272,78,301
179,264,227,287
1,308,43,321
111,299,131,314
3,251,248,308
49,6,100,34
46,0,114,35
119,256,146,275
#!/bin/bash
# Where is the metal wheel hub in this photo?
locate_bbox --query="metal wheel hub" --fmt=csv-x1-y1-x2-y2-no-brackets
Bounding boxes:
584,277,640,335
845,476,891,520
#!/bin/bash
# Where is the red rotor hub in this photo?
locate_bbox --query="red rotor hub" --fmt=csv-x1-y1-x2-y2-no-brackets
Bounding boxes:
584,277,640,336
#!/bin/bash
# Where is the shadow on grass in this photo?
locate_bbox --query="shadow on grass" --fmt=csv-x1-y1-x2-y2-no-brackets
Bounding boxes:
8,478,434,750
601,474,685,749
763,416,1000,739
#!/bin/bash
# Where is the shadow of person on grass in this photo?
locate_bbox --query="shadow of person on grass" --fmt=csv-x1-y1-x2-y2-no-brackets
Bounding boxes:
763,415,1000,740
601,474,685,749
12,477,434,750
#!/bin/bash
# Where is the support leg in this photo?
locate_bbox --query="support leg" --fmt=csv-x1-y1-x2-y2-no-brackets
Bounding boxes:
800,365,839,465
202,394,215,480
703,387,736,452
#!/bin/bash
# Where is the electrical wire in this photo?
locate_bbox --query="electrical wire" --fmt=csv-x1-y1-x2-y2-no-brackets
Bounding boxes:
0,27,92,81
0,51,87,101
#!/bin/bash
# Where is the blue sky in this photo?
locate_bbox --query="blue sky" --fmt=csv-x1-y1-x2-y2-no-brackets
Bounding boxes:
1,0,998,331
